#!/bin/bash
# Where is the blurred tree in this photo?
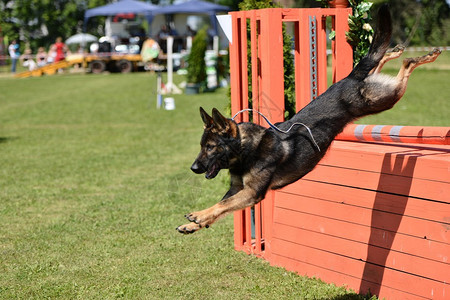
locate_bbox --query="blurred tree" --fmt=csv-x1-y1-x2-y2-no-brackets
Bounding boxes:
371,0,449,46
219,0,241,11
0,0,110,51
292,0,321,7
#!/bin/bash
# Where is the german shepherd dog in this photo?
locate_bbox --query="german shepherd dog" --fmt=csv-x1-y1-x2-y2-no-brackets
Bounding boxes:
177,5,441,234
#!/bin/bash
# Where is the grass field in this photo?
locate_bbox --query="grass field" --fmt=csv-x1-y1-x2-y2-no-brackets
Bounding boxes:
0,53,447,299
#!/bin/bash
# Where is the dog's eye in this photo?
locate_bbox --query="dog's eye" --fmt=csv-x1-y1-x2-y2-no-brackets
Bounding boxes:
206,144,215,151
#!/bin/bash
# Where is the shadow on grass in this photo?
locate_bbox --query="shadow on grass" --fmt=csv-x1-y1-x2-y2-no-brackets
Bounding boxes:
0,137,18,144
329,292,377,300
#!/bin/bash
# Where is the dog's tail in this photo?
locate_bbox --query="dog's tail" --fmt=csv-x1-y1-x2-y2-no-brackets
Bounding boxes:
348,4,392,80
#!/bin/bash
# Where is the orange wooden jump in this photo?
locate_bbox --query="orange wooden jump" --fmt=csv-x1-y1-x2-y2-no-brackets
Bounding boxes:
229,8,449,300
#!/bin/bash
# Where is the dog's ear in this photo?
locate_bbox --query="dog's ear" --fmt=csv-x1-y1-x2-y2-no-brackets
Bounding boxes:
211,108,238,137
211,108,228,129
200,107,213,128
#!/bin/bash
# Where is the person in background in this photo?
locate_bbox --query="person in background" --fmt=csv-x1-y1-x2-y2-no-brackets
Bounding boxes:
47,44,56,64
21,48,37,71
36,47,47,67
54,37,68,62
8,39,20,73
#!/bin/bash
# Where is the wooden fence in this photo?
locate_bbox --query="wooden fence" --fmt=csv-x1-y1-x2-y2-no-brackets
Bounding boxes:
229,8,449,299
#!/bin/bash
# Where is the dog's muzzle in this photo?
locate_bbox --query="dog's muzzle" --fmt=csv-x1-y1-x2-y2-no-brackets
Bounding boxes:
191,160,220,179
190,161,206,174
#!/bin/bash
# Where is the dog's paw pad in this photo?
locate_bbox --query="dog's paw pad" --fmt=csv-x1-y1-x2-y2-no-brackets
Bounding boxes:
176,222,201,234
185,213,197,223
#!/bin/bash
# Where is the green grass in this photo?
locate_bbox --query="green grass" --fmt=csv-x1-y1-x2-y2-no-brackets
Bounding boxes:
0,73,374,299
0,59,447,299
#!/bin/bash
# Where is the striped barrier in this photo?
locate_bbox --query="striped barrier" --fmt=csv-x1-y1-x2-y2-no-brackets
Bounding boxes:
336,124,450,145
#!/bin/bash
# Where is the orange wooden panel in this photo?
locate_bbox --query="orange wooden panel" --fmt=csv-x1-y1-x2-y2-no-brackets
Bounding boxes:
273,203,449,263
272,222,449,283
272,238,448,299
275,192,449,244
319,141,450,183
233,210,245,251
303,164,448,202
270,254,439,300
280,180,450,224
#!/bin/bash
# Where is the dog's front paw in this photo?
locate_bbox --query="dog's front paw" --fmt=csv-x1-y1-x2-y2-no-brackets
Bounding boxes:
176,222,206,234
177,206,218,234
184,208,215,225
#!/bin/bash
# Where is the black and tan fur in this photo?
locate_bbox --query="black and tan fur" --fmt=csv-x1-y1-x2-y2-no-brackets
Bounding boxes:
177,5,441,234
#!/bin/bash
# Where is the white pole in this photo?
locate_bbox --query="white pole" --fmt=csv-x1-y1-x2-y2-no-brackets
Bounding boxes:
186,36,192,52
156,71,162,109
213,35,219,56
166,36,173,94
164,36,181,94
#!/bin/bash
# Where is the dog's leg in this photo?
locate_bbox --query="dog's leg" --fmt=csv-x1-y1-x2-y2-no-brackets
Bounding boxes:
369,45,405,75
394,48,441,99
176,186,262,234
360,48,441,116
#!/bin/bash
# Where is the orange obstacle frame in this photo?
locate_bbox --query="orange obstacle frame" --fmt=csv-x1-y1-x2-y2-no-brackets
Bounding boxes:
229,8,449,299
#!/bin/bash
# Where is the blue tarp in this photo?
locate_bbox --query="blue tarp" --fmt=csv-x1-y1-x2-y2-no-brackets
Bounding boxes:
152,0,230,15
152,0,231,35
84,0,158,31
84,0,231,36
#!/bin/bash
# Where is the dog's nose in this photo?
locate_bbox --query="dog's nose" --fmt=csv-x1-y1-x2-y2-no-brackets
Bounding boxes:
190,161,204,174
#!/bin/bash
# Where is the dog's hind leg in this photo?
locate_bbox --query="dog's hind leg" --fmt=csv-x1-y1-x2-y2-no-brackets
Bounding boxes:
360,48,441,116
369,45,405,75
393,48,442,100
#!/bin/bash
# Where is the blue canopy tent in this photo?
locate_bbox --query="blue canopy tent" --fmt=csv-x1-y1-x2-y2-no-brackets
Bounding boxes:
151,0,231,36
84,0,158,33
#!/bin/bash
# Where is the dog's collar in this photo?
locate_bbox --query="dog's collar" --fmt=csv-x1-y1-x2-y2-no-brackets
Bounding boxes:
232,109,321,152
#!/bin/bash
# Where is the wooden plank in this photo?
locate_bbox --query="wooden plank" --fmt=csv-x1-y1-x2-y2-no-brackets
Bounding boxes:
271,254,433,300
274,192,449,244
262,190,275,260
321,141,450,183
250,11,261,125
280,180,450,224
239,15,250,123
316,14,328,95
233,211,245,251
336,124,450,145
271,238,448,299
273,205,449,263
273,222,449,283
259,9,285,122
229,13,243,120
296,9,311,110
254,202,263,254
302,164,448,202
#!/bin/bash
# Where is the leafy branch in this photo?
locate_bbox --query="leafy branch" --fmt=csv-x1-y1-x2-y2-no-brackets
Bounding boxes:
346,0,374,65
